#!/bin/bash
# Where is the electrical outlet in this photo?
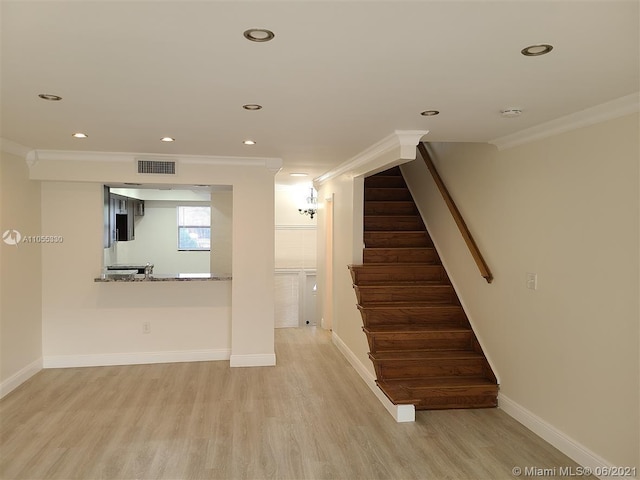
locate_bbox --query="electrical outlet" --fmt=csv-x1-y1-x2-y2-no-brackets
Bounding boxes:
142,321,151,334
526,272,538,290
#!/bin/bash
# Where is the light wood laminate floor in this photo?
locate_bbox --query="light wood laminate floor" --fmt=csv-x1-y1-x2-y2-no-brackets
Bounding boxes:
1,327,585,480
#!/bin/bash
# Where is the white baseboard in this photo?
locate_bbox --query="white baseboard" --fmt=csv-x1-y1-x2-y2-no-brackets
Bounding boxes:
499,393,636,480
43,349,231,368
0,357,43,399
229,353,276,367
331,331,415,423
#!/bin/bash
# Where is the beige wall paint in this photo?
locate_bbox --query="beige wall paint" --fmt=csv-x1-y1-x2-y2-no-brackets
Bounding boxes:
30,156,277,364
210,190,232,275
0,151,42,387
400,114,639,469
316,174,372,375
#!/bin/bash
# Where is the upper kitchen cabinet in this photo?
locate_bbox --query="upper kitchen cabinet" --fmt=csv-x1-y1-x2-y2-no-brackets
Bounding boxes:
103,187,144,246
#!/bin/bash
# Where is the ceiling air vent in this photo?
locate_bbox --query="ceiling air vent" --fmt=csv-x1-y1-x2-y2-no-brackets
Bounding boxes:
137,159,176,175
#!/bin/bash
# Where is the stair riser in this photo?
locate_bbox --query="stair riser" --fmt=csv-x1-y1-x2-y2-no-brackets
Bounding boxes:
365,176,407,188
365,331,473,353
363,249,438,264
355,286,458,305
358,307,467,327
365,188,413,201
350,266,447,285
364,216,424,231
364,232,432,248
372,358,487,380
364,202,417,216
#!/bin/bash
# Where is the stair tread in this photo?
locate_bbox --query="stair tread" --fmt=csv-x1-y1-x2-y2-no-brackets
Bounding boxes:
365,201,415,204
364,215,421,218
370,350,484,360
358,302,462,309
376,377,498,405
379,376,497,389
351,263,440,268
355,282,450,288
364,247,434,250
360,303,460,309
364,231,428,234
364,232,426,235
364,325,471,333
355,280,449,287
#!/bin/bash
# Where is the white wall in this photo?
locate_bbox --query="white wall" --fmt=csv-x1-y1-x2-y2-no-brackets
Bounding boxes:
274,184,317,327
399,114,639,471
40,182,232,365
274,185,317,270
30,153,278,367
114,201,212,274
0,149,43,397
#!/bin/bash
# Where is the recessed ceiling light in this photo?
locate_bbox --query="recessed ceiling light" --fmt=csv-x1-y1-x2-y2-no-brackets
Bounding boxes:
242,104,263,111
38,93,62,101
290,173,309,177
243,140,256,145
501,108,522,118
420,110,440,116
243,28,275,42
72,132,88,138
160,137,175,142
521,44,553,56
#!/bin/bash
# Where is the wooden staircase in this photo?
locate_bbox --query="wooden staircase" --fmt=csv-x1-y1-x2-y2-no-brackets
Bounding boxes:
348,166,498,410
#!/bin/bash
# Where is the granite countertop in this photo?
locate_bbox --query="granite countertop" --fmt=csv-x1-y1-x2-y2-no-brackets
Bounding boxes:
95,272,232,282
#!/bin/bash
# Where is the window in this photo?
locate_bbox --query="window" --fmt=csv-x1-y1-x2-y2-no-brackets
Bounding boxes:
178,206,211,251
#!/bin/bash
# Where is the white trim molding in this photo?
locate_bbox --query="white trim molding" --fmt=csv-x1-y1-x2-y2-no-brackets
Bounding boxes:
0,138,32,158
20,148,283,171
0,358,43,399
315,130,428,186
43,349,230,368
229,353,276,367
499,393,635,480
490,92,640,150
332,331,415,423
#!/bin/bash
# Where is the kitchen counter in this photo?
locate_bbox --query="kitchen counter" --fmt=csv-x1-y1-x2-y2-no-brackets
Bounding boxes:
95,272,232,282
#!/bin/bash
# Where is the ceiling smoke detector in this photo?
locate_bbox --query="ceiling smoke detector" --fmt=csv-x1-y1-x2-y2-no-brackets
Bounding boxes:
501,108,522,118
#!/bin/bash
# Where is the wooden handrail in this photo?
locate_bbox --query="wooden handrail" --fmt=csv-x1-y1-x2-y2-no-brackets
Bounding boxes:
417,143,493,284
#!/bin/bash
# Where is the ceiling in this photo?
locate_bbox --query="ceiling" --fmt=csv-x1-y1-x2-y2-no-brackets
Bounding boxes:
1,1,638,184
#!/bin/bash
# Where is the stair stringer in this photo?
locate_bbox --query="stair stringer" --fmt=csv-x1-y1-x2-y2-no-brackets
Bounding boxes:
331,331,415,422
399,161,501,387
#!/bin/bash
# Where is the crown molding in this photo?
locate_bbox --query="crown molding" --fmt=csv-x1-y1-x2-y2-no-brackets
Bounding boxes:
489,92,640,150
315,130,428,186
21,149,283,171
0,138,32,158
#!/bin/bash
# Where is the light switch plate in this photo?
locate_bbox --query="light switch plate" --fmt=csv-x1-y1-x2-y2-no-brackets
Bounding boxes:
526,272,537,290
